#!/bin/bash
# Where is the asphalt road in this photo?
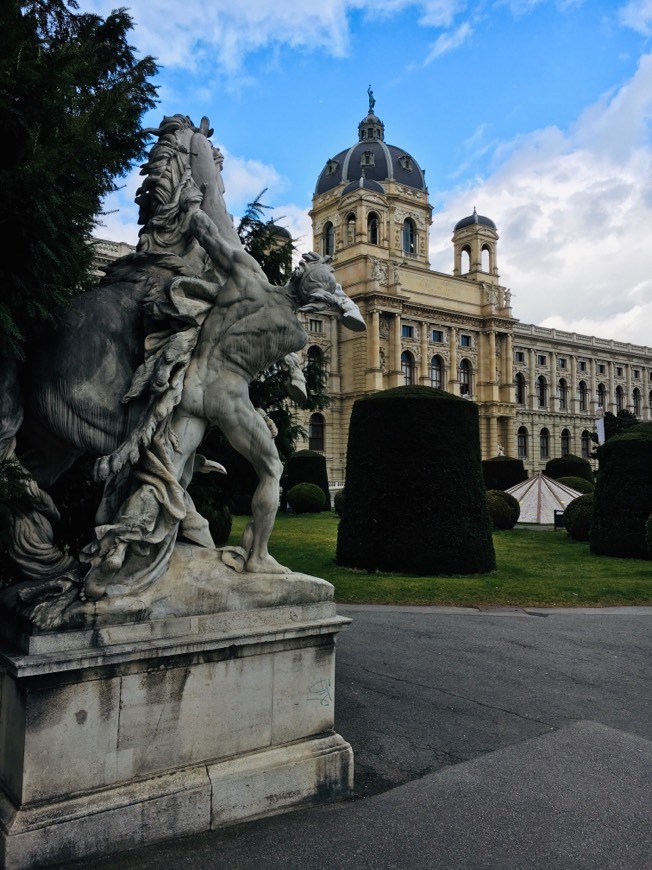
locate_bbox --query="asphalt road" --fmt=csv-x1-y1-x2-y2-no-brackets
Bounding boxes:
62,605,652,870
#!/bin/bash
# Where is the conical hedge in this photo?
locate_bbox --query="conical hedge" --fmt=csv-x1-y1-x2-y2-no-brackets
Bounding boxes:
590,422,652,559
336,386,495,575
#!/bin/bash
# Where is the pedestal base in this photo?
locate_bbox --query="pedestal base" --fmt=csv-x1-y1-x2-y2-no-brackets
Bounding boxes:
0,578,353,869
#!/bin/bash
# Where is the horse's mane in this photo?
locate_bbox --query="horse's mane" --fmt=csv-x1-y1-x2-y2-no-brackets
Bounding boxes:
134,114,211,255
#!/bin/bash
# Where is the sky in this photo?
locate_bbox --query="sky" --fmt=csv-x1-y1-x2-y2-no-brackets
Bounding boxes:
80,0,652,347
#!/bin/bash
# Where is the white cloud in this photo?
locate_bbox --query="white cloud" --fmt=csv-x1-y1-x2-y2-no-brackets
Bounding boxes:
618,0,652,36
423,21,473,62
430,53,652,347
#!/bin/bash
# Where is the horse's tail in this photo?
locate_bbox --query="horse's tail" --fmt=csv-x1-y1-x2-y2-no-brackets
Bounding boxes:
0,354,23,464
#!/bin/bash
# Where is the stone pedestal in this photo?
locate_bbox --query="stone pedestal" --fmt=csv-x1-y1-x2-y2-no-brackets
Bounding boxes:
0,550,353,869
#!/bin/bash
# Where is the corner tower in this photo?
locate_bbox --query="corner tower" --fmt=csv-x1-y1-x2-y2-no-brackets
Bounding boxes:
310,96,432,284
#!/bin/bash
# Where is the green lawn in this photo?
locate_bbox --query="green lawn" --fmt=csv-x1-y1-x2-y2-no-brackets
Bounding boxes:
229,512,652,607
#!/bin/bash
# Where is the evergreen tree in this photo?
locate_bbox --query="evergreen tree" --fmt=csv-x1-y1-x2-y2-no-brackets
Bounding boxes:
0,0,158,359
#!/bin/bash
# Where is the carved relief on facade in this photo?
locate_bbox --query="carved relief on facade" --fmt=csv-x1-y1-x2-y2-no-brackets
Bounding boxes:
379,347,387,372
371,257,388,286
379,314,391,339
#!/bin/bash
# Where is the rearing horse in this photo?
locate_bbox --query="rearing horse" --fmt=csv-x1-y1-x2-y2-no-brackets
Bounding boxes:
1,114,365,609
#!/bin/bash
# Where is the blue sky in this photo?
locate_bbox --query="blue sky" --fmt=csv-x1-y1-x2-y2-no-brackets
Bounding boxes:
81,0,652,346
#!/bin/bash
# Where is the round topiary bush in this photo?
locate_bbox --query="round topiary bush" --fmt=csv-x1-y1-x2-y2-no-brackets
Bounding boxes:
336,386,495,575
333,490,345,517
287,482,326,514
280,450,331,511
486,490,520,530
591,423,652,559
545,454,594,485
482,457,528,492
556,476,595,494
564,494,594,542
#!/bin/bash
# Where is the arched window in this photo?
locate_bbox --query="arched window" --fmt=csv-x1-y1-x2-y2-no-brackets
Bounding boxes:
581,430,591,459
402,218,416,255
558,378,568,410
561,428,571,456
308,413,325,452
633,388,641,416
460,245,471,274
616,385,624,412
536,375,547,408
459,359,472,396
540,428,550,460
515,372,526,405
578,380,588,412
367,212,379,245
597,383,606,408
307,345,323,364
323,222,334,257
481,244,491,272
401,351,415,385
346,213,356,245
430,355,443,390
517,426,528,459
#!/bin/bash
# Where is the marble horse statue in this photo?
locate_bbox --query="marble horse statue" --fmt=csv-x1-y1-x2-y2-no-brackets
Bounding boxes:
0,113,365,623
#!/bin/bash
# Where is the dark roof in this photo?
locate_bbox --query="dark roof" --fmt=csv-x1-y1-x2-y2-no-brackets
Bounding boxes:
315,111,426,196
454,208,496,231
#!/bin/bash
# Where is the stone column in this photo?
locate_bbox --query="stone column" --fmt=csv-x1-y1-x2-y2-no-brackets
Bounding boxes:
626,363,632,412
570,355,577,413
608,361,614,413
528,348,536,410
589,357,597,414
449,327,458,394
549,351,556,411
390,312,402,387
365,309,382,391
420,322,429,383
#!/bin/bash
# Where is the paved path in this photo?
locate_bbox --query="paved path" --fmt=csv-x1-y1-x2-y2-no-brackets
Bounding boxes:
63,606,652,870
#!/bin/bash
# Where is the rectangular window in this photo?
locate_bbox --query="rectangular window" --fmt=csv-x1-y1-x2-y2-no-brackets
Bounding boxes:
579,360,587,372
633,369,640,379
431,329,443,343
537,354,547,366
616,366,623,377
401,325,414,339
598,363,606,375
558,358,567,369
460,334,472,347
308,319,323,334
514,351,525,363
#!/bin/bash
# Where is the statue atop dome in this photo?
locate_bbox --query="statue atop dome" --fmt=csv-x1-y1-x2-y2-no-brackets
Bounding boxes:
367,85,376,113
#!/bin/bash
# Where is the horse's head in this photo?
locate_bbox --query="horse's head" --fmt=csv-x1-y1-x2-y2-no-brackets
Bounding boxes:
290,253,366,333
134,114,238,256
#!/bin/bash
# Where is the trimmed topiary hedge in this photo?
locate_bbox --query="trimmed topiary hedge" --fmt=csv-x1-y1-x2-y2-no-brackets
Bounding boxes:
281,450,331,512
333,490,345,517
556,476,595,494
486,490,520,530
590,423,652,559
564,494,594,542
336,386,495,575
287,482,326,514
545,454,594,485
646,514,652,557
482,456,528,492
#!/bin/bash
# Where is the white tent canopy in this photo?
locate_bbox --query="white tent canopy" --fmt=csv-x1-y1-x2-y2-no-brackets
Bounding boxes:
505,472,583,525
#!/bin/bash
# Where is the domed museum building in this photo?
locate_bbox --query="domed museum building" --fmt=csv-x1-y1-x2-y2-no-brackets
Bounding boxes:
294,100,652,483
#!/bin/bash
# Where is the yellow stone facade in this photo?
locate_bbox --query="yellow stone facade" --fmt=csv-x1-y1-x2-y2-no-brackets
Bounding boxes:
295,108,652,482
